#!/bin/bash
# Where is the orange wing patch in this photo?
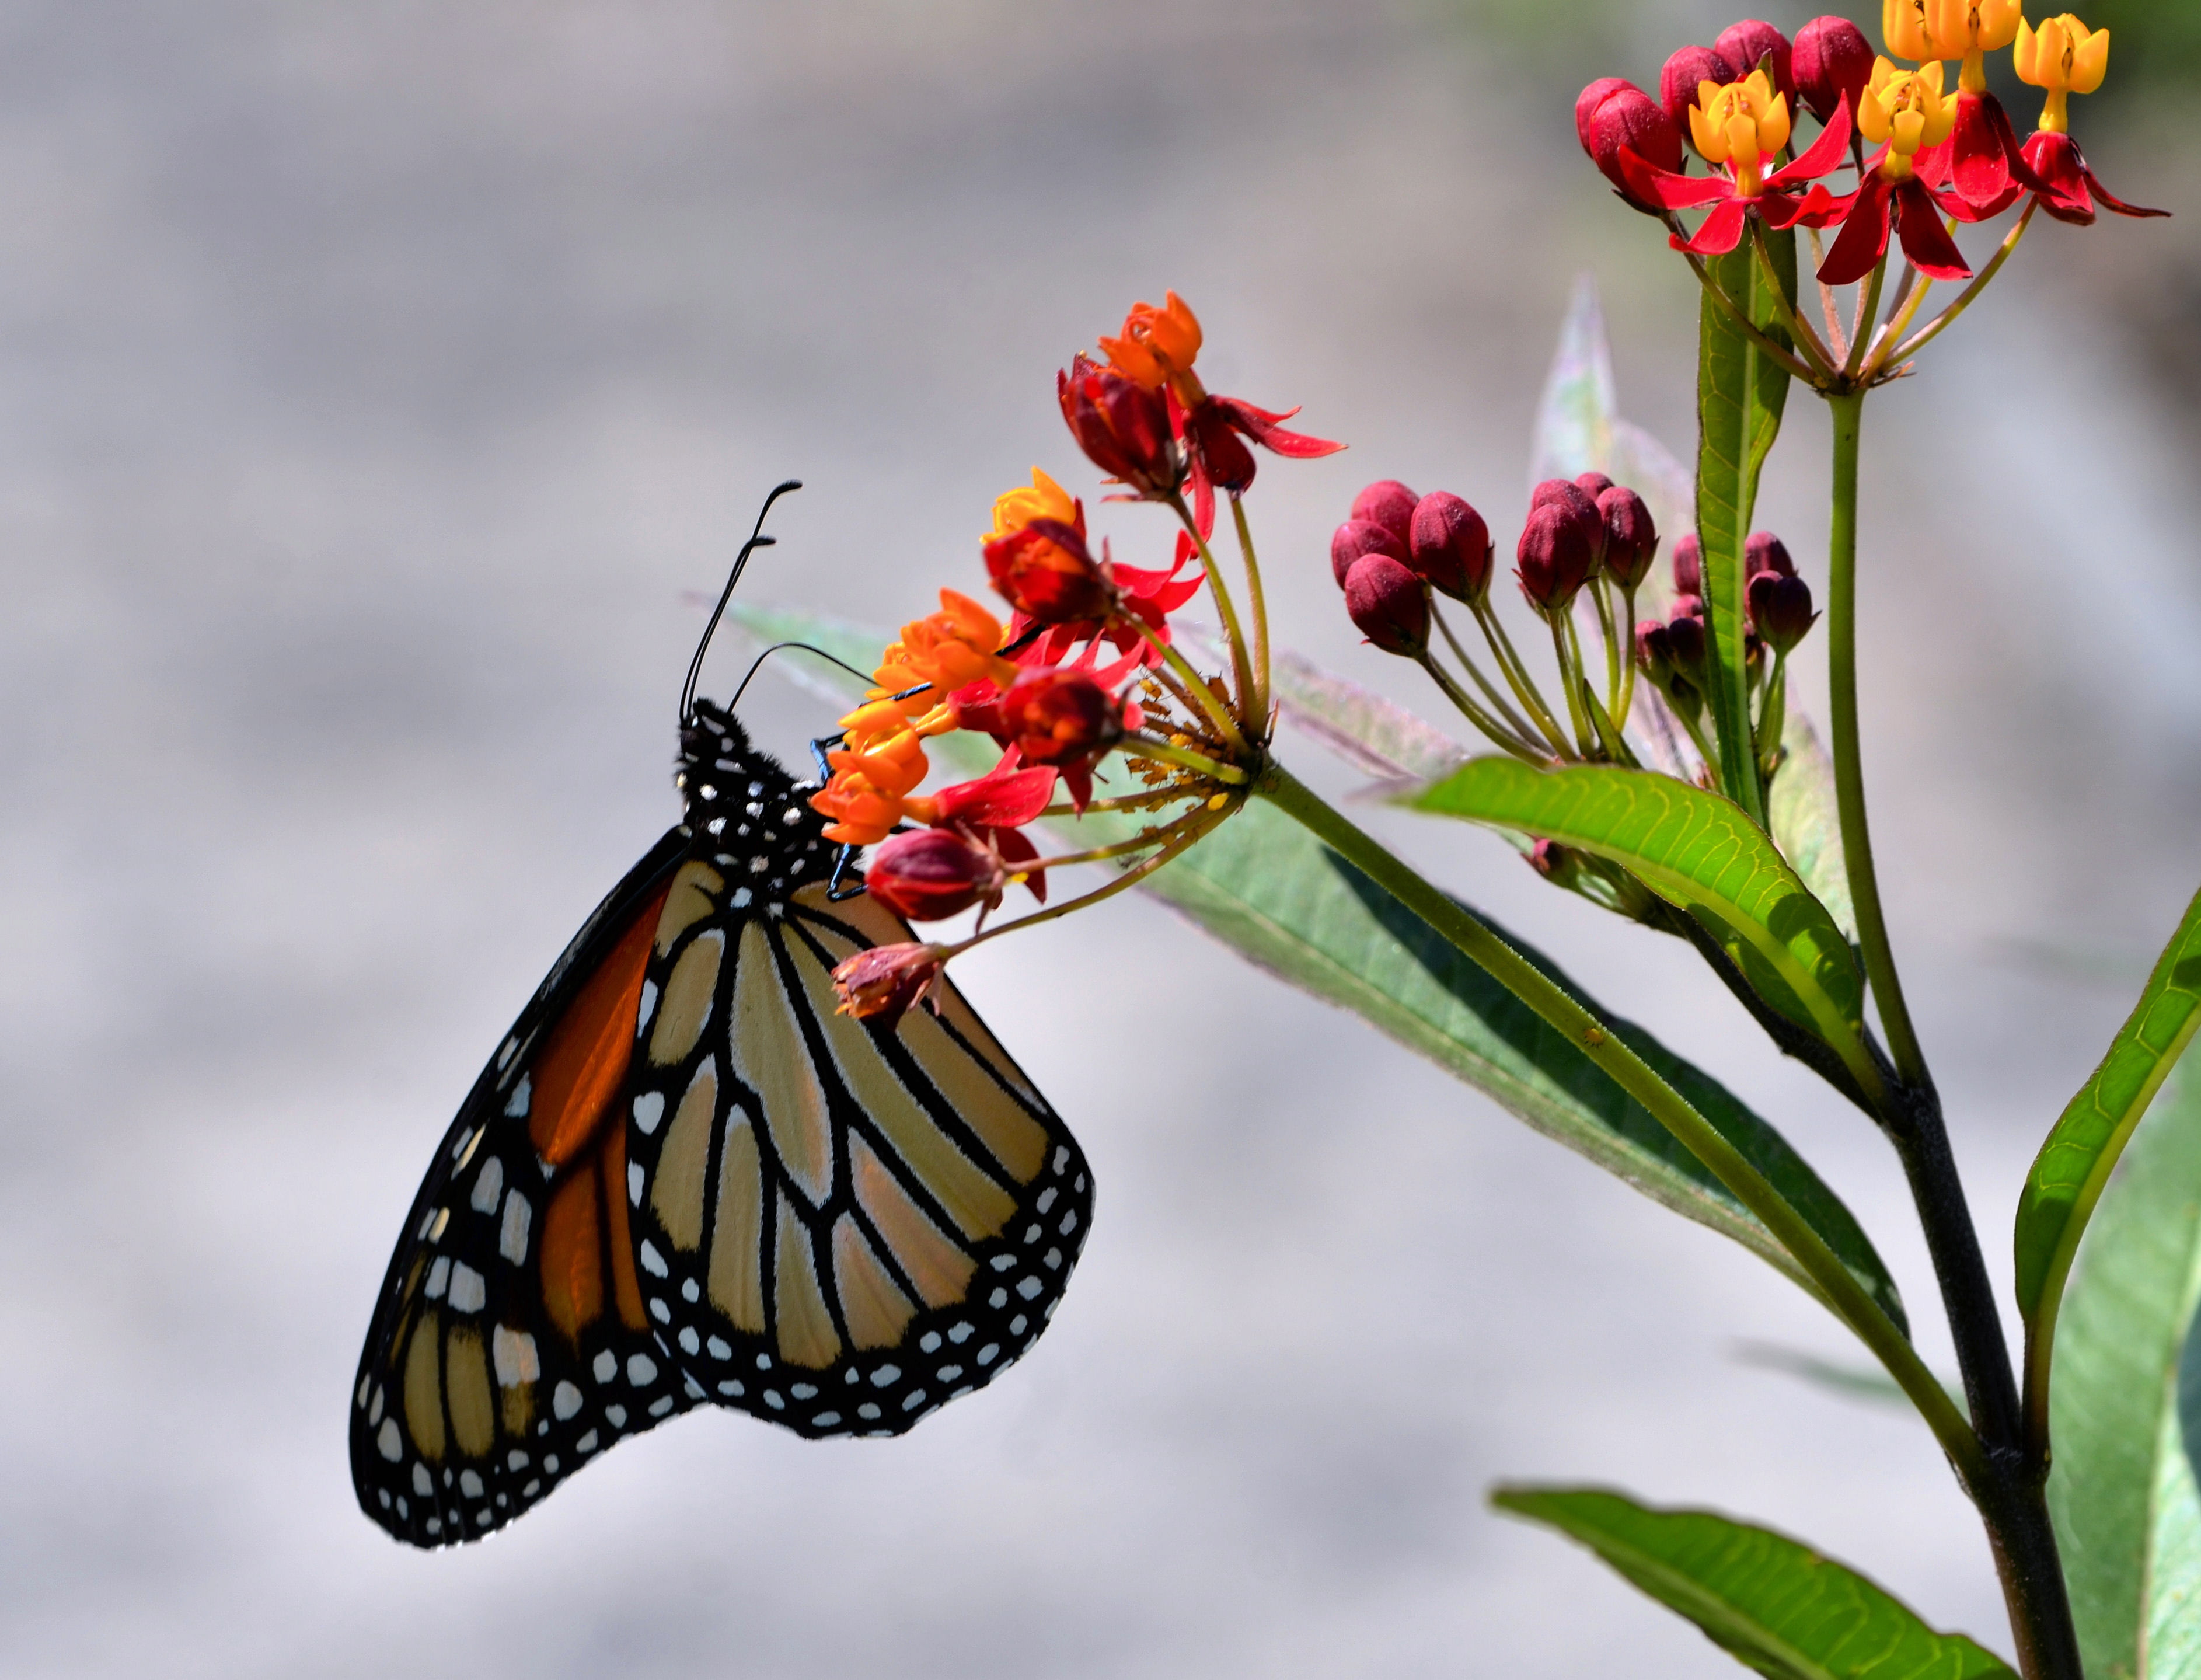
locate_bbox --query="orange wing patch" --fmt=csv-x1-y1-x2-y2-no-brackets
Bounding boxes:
528,887,669,1166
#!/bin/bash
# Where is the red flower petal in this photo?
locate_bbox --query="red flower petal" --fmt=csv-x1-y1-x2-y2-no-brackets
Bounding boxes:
1817,175,1893,285
1893,178,1972,281
2083,159,2171,220
1208,396,1345,459
1617,146,1732,210
1681,196,1751,256
930,752,1059,829
1768,93,1853,187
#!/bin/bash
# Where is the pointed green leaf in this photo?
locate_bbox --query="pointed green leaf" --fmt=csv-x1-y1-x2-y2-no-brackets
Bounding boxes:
1696,233,1796,825
1494,1486,2015,1680
726,603,1905,1330
2015,884,2201,1351
1410,758,1880,1100
2046,1061,2201,1680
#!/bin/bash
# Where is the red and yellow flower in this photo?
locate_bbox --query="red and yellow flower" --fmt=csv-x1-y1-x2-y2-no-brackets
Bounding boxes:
1819,58,1975,284
2014,15,2167,225
1618,69,1855,257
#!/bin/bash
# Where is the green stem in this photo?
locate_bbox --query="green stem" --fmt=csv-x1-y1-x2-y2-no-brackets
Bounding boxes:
1252,759,1984,1484
1125,733,1248,784
1842,256,1890,381
1551,613,1594,756
1417,654,1550,764
1432,599,1540,743
1589,578,1623,715
950,805,1222,953
1823,390,1927,1086
1750,218,1837,377
1614,585,1641,733
1674,236,1821,384
1169,494,1257,715
1473,598,1574,758
1228,494,1271,723
1875,200,2038,378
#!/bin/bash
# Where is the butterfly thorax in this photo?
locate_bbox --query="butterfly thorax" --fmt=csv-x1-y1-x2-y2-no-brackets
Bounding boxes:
674,700,835,901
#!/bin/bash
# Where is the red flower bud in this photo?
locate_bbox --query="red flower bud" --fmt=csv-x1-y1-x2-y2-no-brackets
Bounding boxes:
1576,76,1633,152
1662,44,1737,140
1582,83,1685,211
1672,532,1703,597
1669,592,1705,623
1745,529,1794,580
1664,611,1707,668
1344,554,1431,656
1530,477,1606,573
1059,354,1181,497
1598,487,1659,589
984,518,1115,625
831,942,947,1028
1528,838,1581,887
864,828,1004,923
1714,19,1795,106
1408,491,1492,602
1574,471,1614,499
997,668,1124,771
1794,15,1873,127
1516,502,1597,611
1331,517,1407,587
1636,619,1675,686
1351,480,1419,546
1749,572,1817,653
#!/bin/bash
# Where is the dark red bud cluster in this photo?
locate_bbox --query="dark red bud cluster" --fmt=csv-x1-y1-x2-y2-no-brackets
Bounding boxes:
1742,529,1816,653
1517,478,1603,611
1661,44,1736,140
1714,19,1795,104
1793,15,1873,126
1576,78,1684,213
1745,529,1794,579
1598,486,1658,589
1334,480,1492,606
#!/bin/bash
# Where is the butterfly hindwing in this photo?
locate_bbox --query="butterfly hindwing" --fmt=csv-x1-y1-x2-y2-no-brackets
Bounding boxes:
350,831,703,1546
623,706,1094,1435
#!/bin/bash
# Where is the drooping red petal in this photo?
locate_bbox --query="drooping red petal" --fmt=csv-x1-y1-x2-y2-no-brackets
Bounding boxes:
1760,183,1855,231
1681,196,1751,255
1768,93,1853,187
2082,158,2171,220
1817,175,1894,285
1617,146,1733,209
1208,396,1345,459
1893,178,1972,281
991,825,1047,902
2020,131,2098,225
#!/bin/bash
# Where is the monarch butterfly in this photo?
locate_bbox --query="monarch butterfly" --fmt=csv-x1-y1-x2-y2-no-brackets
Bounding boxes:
350,486,1094,1547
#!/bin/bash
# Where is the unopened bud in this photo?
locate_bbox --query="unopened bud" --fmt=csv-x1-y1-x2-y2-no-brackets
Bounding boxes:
864,828,1003,922
831,942,947,1028
1672,532,1703,597
1528,838,1582,887
1530,477,1606,571
1331,517,1407,588
1745,529,1794,580
1344,555,1431,656
1408,491,1492,602
1574,471,1614,499
1597,487,1658,589
1669,592,1705,623
1582,82,1686,210
1715,19,1796,106
1351,480,1419,546
1662,43,1737,139
1635,619,1675,686
1749,572,1818,653
1665,611,1707,669
1516,502,1597,611
1794,15,1873,126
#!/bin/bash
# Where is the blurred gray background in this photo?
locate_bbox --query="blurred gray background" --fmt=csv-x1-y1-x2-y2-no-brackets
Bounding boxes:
2,2,2196,1675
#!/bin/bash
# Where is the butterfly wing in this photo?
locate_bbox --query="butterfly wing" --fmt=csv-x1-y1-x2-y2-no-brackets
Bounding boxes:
350,829,703,1547
623,775,1094,1436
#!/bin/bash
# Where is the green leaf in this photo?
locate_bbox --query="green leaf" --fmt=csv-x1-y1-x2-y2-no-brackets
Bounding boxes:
2045,1061,2201,1680
1696,233,1796,825
1494,1486,2015,1680
1410,758,1879,1100
725,603,1905,1329
1769,710,1856,944
2015,884,2201,1343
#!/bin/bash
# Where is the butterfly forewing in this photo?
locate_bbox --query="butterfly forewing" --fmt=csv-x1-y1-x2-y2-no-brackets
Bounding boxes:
350,833,703,1546
623,709,1093,1436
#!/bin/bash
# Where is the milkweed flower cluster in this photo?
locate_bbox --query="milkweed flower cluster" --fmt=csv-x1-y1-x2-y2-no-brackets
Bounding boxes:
1580,6,2162,392
817,294,1341,1023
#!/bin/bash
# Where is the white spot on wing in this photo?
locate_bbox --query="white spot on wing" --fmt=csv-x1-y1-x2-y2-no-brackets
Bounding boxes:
503,1077,531,1119
636,980,658,1037
424,1256,451,1300
626,1353,658,1386
632,1091,665,1135
552,1381,581,1420
412,1463,432,1497
500,1191,531,1264
470,1156,504,1213
639,1240,668,1278
491,1326,540,1387
447,1263,486,1314
628,1162,644,1204
376,1418,402,1462
592,1350,617,1383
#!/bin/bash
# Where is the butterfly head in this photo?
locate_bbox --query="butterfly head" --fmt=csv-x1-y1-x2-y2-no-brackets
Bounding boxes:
674,699,838,902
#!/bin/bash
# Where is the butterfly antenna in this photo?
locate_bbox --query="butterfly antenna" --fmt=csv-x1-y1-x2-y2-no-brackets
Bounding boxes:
681,479,803,722
728,640,876,710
